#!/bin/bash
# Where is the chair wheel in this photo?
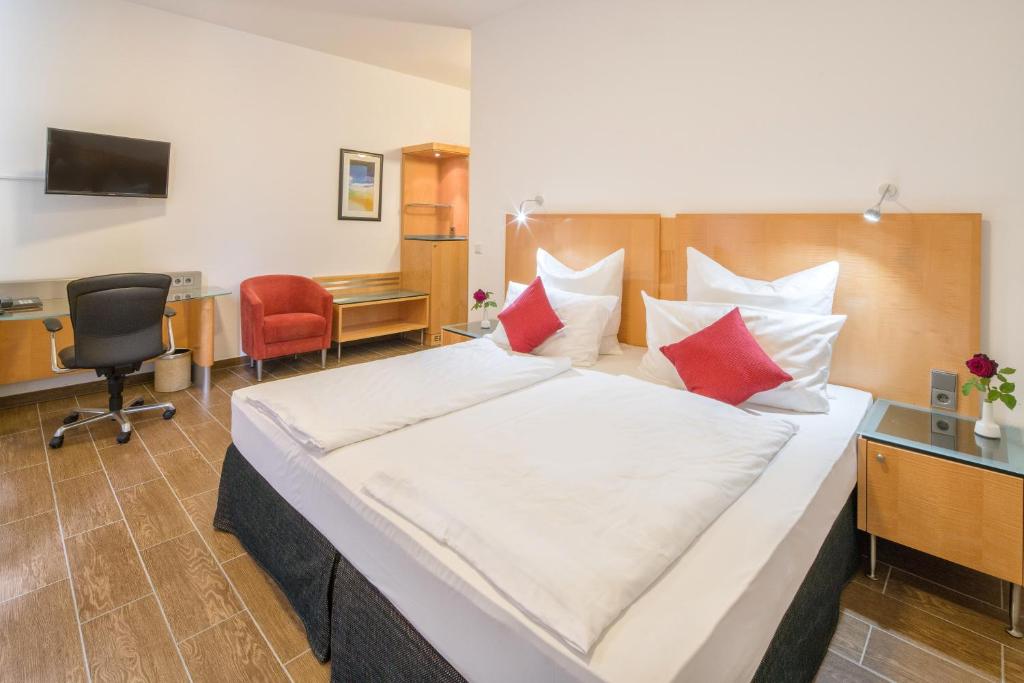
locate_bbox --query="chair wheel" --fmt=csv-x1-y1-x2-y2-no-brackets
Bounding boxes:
49,435,64,449
116,431,132,444
62,413,80,425
162,408,176,420
130,398,145,407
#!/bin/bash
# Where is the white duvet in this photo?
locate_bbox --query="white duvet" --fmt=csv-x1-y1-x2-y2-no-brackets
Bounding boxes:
363,371,798,655
235,338,570,454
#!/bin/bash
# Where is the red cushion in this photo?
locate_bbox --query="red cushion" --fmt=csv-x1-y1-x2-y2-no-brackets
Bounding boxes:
497,277,564,353
263,312,327,344
659,307,792,405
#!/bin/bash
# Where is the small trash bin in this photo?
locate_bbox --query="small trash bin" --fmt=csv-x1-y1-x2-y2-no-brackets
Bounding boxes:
155,348,192,393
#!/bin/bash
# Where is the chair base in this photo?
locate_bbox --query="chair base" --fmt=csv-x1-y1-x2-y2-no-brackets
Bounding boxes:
49,396,176,448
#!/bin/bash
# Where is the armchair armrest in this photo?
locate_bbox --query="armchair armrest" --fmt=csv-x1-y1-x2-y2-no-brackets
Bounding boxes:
317,285,334,347
240,287,267,359
42,318,72,374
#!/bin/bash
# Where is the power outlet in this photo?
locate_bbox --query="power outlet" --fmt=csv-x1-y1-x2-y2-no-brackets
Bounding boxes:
165,271,201,290
931,369,958,411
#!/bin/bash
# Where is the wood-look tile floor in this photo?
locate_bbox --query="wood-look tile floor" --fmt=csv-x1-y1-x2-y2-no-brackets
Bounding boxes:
1,335,1019,682
0,338,420,683
817,540,1023,683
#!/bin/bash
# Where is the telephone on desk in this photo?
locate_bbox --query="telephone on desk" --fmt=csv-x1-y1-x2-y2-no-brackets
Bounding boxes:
0,297,44,314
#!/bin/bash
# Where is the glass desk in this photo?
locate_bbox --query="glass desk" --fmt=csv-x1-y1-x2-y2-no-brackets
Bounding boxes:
0,279,230,390
0,285,230,322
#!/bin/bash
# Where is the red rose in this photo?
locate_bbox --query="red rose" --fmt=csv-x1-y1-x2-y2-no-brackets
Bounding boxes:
966,353,999,379
473,289,488,303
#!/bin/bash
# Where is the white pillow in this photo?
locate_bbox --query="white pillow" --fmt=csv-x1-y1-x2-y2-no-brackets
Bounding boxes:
492,282,616,367
640,292,846,413
686,247,840,316
537,248,624,355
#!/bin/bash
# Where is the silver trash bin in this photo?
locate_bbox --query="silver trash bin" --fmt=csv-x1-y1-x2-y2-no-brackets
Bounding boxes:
155,348,192,393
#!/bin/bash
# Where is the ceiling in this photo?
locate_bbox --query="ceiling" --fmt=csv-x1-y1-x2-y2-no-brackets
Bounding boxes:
126,0,529,88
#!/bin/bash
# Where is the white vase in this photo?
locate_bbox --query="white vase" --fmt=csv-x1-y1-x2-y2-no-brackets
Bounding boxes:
975,400,1001,439
479,309,492,329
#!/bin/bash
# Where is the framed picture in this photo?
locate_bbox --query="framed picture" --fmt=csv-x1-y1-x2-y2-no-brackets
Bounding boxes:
338,149,383,221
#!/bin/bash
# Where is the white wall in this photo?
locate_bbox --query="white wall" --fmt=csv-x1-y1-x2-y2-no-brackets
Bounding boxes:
471,0,1024,425
0,0,469,391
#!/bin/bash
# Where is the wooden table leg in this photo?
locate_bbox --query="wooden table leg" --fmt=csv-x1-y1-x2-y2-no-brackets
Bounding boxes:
190,297,215,393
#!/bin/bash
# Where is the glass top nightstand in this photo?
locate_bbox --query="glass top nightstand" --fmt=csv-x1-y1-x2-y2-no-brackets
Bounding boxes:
442,321,496,340
859,399,1024,477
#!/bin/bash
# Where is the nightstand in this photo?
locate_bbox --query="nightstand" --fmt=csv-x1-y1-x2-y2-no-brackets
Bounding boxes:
858,399,1024,636
441,321,495,346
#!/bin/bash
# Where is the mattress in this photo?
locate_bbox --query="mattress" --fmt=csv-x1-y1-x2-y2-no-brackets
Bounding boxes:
231,344,872,682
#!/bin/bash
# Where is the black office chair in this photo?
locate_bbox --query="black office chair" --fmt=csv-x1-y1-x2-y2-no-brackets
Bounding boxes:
43,273,178,449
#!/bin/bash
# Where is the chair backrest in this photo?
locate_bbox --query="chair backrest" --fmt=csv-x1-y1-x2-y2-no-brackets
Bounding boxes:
241,274,327,316
67,273,171,369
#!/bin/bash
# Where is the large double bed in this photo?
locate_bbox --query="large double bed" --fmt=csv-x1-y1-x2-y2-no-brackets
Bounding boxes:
224,342,870,681
214,212,980,682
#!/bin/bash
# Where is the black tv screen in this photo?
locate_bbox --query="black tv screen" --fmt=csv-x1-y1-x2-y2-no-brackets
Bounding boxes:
45,128,170,198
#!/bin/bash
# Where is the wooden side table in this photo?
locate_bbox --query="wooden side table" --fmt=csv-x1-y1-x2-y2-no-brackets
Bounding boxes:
858,399,1024,637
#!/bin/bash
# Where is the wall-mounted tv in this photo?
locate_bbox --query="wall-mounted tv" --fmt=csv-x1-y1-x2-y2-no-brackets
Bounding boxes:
45,128,170,198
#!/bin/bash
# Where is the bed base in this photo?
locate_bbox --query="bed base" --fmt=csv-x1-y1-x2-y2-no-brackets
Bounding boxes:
215,444,857,682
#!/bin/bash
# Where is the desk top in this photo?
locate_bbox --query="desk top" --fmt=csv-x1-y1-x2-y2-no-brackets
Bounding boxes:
0,279,230,322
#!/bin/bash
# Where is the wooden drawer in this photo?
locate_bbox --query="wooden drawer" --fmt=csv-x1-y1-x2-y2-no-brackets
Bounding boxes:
862,440,1023,583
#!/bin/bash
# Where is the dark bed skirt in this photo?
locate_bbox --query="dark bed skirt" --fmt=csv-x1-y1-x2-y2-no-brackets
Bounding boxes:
215,444,857,682
213,444,338,662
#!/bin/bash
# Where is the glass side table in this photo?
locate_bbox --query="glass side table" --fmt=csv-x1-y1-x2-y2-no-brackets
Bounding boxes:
441,321,496,343
858,399,1024,637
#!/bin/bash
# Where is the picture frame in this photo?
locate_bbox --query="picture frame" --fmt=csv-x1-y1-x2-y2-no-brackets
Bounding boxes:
338,149,383,221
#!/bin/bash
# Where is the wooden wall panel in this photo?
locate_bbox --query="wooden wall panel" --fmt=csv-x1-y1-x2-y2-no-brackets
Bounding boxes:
438,157,469,237
401,156,446,236
505,213,661,347
660,213,982,410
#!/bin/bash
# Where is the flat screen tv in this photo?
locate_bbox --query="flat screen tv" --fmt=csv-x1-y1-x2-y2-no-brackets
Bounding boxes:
45,128,170,198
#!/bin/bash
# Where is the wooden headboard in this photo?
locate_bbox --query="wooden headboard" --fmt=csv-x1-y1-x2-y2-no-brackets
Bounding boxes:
505,214,661,346
660,213,982,410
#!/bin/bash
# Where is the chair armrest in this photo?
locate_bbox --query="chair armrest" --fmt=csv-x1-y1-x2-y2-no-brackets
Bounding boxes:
318,286,334,347
41,318,71,373
162,308,177,356
240,287,267,358
318,285,334,319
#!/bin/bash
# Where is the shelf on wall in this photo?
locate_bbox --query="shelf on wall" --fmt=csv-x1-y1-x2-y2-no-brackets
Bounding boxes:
405,202,453,210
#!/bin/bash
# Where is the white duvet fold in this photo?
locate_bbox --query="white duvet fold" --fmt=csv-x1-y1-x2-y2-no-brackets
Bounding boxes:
363,372,797,655
235,338,571,454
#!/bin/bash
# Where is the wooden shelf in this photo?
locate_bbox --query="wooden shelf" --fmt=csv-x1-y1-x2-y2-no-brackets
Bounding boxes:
337,320,428,343
405,202,452,210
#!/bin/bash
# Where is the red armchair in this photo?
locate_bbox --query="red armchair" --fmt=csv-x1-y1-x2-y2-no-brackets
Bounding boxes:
240,275,333,381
